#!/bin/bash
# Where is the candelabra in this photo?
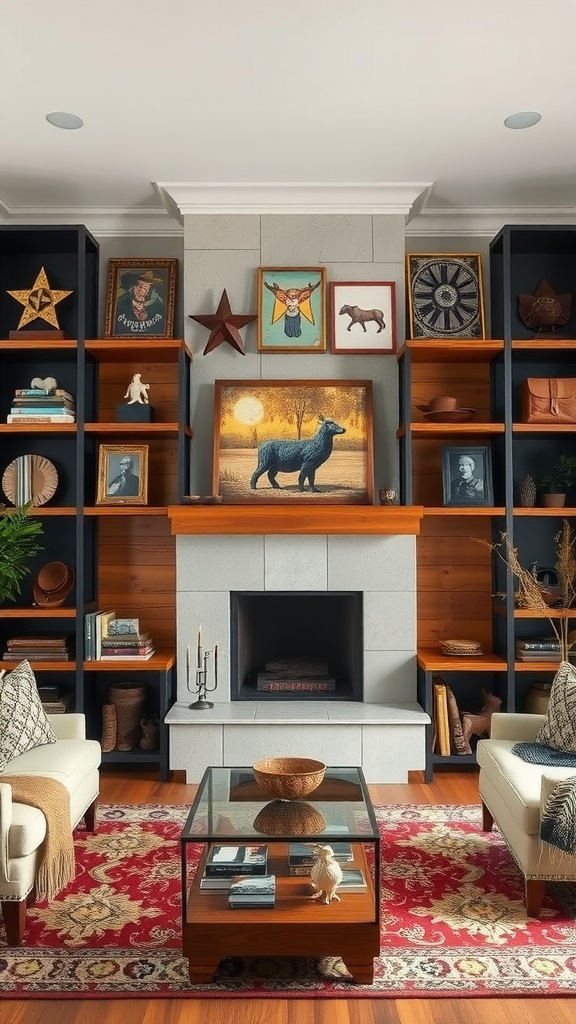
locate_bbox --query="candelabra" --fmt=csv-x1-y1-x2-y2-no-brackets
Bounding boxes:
186,627,218,710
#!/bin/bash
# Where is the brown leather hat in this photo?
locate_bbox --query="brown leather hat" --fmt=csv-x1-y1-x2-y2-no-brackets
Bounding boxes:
33,561,75,607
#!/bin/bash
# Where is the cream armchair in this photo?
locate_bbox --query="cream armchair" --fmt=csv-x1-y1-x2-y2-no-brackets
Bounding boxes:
0,713,101,945
477,712,576,917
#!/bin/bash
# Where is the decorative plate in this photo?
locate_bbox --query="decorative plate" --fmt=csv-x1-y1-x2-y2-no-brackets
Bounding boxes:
407,254,485,340
2,454,58,507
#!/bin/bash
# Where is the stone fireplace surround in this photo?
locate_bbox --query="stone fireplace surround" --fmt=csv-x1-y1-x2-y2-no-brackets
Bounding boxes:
166,506,429,783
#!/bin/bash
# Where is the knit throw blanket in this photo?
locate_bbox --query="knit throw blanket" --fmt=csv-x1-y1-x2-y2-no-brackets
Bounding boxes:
540,774,576,855
1,775,75,900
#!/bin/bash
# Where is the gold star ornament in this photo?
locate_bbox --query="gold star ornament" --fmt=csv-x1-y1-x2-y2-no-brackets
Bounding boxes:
7,267,73,330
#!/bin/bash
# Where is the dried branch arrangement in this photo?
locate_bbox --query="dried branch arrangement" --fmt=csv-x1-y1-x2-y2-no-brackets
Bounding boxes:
476,519,576,661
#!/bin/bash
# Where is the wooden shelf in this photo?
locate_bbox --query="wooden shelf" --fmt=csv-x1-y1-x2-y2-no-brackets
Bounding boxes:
5,660,77,671
512,339,576,350
8,507,77,516
513,423,576,433
0,423,77,434
168,505,425,536
83,651,175,671
514,661,560,672
84,422,192,437
0,339,78,352
417,650,507,672
0,607,76,619
513,608,576,618
84,506,170,516
513,507,576,515
423,507,506,516
398,340,504,363
86,339,192,362
398,422,504,439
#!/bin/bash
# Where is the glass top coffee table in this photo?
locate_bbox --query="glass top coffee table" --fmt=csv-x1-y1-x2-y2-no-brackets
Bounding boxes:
180,766,381,985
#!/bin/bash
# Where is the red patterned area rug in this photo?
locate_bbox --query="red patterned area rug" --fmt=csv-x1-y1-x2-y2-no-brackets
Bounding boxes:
2,803,576,999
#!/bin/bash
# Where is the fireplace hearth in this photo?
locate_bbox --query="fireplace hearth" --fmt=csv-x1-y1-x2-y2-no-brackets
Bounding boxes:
230,591,362,701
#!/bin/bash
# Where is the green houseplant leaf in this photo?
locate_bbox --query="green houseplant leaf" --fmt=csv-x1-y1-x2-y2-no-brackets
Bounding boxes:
542,454,576,494
0,504,44,604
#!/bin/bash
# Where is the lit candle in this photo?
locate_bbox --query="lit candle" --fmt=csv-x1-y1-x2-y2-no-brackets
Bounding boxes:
197,625,202,668
214,641,218,685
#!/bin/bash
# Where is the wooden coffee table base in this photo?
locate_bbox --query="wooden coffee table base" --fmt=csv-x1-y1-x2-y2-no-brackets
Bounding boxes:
184,847,380,987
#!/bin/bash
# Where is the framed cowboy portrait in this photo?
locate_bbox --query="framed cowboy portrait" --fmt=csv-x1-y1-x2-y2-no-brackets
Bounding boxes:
104,258,178,340
257,267,326,352
96,444,149,506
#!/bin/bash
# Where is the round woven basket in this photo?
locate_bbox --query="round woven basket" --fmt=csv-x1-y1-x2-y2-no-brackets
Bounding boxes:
439,639,483,657
252,757,326,800
253,799,326,836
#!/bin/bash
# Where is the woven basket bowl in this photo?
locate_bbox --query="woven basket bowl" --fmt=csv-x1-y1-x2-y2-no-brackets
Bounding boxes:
253,799,326,836
252,757,326,800
439,639,483,657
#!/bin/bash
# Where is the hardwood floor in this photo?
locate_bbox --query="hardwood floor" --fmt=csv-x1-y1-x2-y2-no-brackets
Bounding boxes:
3,768,575,1024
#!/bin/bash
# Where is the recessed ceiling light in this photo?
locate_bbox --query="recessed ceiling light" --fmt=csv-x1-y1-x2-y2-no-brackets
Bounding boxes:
504,111,542,130
45,111,84,130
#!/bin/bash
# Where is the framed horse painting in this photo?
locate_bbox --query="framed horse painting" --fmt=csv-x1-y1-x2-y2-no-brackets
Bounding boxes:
329,281,397,354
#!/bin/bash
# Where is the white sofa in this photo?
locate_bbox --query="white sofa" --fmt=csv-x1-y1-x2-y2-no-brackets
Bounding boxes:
0,713,101,945
477,712,576,917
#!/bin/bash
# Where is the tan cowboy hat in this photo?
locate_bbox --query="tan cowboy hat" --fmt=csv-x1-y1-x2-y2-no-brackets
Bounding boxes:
120,268,163,288
33,561,75,608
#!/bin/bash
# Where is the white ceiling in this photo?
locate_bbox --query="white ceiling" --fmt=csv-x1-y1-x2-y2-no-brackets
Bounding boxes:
2,0,576,233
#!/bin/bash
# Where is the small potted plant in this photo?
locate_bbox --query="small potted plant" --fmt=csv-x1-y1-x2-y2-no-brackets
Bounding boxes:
541,454,576,507
0,504,44,604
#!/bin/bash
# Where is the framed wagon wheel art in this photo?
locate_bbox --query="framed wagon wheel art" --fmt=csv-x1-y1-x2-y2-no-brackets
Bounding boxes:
406,253,486,340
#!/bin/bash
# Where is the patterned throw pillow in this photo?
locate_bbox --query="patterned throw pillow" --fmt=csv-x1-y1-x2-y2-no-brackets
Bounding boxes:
534,660,576,753
0,660,57,772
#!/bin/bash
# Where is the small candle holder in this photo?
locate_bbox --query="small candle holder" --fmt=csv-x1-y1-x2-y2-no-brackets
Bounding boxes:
186,636,218,710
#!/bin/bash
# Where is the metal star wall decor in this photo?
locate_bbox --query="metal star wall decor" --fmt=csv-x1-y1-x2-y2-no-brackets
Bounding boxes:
6,267,73,330
189,289,257,355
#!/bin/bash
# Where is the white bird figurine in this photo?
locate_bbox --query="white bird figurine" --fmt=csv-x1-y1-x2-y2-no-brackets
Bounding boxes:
309,845,343,905
124,372,150,405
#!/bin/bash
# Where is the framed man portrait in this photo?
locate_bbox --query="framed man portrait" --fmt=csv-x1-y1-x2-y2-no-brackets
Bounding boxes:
257,267,326,352
97,444,149,506
104,258,177,340
442,445,494,507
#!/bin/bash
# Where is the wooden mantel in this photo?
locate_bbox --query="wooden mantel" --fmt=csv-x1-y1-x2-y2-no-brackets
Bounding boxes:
167,505,424,536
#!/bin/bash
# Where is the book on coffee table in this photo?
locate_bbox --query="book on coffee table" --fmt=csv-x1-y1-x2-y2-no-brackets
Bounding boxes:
205,844,268,877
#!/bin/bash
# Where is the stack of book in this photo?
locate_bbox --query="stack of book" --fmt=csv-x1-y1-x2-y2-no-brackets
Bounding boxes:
432,675,470,755
100,629,155,661
288,841,353,876
200,844,268,890
515,638,561,661
84,612,155,661
228,875,276,909
7,386,76,424
2,635,74,662
37,685,73,714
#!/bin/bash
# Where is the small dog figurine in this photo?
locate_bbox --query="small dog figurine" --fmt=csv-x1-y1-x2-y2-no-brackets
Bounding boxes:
309,845,343,904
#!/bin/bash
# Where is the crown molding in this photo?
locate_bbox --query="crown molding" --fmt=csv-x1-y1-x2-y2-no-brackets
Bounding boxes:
406,206,576,237
156,181,433,217
0,199,182,237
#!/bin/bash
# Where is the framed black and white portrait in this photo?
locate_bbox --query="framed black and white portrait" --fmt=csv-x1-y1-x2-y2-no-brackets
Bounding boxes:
442,445,494,507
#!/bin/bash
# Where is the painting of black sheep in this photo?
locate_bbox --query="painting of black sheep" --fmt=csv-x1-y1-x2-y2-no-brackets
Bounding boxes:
214,381,373,503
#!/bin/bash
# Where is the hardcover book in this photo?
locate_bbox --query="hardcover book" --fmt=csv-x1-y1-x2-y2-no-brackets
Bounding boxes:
228,874,276,906
288,842,353,864
205,844,268,877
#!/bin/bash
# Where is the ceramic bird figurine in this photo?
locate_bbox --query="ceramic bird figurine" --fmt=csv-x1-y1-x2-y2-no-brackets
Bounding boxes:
309,845,343,904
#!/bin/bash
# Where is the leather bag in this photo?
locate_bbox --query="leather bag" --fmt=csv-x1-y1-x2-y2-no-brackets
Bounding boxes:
520,378,576,424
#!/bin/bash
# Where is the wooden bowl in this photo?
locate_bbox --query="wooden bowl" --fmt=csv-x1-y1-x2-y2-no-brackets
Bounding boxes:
252,757,326,800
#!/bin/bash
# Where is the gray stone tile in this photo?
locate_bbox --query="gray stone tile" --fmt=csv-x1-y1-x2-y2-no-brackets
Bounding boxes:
363,591,416,651
264,535,327,590
363,651,417,703
184,215,260,251
327,535,416,591
177,535,264,591
261,215,373,264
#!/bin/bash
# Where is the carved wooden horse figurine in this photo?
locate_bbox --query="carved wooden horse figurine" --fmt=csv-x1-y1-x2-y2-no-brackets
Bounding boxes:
461,689,502,752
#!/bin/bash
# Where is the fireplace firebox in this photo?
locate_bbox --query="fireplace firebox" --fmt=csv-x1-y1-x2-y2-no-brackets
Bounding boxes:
230,591,363,701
